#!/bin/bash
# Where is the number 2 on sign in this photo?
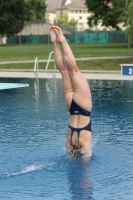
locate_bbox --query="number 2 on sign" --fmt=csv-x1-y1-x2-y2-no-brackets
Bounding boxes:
129,68,132,74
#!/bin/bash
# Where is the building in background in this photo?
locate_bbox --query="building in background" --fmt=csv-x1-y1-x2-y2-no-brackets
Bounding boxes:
45,0,62,24
46,0,116,31
55,0,89,31
45,0,88,27
18,0,116,37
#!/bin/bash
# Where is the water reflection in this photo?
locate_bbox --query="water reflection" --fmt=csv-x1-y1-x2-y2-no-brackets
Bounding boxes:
46,78,57,103
66,157,93,200
34,78,39,106
0,78,133,200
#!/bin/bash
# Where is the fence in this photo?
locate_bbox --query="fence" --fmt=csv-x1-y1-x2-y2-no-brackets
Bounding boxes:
7,31,127,44
4,22,132,58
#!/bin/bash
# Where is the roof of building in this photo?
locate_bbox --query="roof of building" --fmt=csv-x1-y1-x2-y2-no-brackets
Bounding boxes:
61,0,67,6
56,0,87,10
46,0,62,12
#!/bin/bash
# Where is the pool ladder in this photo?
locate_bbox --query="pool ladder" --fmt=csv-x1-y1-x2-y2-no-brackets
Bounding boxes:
34,52,56,78
34,52,56,96
45,51,56,78
34,57,39,92
34,57,39,78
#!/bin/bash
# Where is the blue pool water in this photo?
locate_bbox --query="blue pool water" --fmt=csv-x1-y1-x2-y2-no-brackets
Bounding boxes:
0,78,133,200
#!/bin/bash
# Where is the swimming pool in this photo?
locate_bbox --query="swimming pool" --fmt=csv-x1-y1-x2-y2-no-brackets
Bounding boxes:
0,78,133,200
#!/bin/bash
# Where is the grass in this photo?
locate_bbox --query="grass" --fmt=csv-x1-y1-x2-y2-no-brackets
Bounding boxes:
0,43,133,70
77,58,133,71
0,58,133,71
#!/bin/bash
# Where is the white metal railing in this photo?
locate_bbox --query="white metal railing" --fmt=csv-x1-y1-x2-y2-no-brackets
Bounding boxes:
34,57,38,78
45,51,56,78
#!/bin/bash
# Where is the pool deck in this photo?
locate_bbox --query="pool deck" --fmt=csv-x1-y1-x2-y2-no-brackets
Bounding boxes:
0,56,133,80
0,70,133,80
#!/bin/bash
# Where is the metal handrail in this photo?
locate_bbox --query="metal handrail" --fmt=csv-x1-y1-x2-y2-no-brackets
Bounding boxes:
45,51,56,78
34,57,38,78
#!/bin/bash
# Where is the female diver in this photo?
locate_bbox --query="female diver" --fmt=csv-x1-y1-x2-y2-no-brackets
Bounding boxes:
49,26,92,157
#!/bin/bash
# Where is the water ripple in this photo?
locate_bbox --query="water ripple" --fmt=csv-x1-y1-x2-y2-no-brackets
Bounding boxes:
0,79,133,200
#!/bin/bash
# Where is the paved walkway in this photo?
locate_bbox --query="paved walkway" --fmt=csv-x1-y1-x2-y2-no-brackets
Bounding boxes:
0,71,133,80
0,55,132,65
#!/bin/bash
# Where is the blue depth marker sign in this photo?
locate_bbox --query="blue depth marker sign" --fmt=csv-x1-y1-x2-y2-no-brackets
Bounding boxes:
120,64,133,76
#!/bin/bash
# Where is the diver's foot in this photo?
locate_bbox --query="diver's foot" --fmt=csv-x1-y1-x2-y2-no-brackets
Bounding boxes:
53,26,66,43
49,26,57,43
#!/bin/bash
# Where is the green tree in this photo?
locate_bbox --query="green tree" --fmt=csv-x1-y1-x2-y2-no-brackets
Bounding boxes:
57,14,77,31
25,0,46,20
0,0,46,37
57,14,69,27
0,0,27,36
119,0,133,45
85,0,125,30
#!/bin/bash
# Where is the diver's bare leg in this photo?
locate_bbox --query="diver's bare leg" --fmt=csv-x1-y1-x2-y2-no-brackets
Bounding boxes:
53,26,92,111
49,27,73,109
53,26,76,70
